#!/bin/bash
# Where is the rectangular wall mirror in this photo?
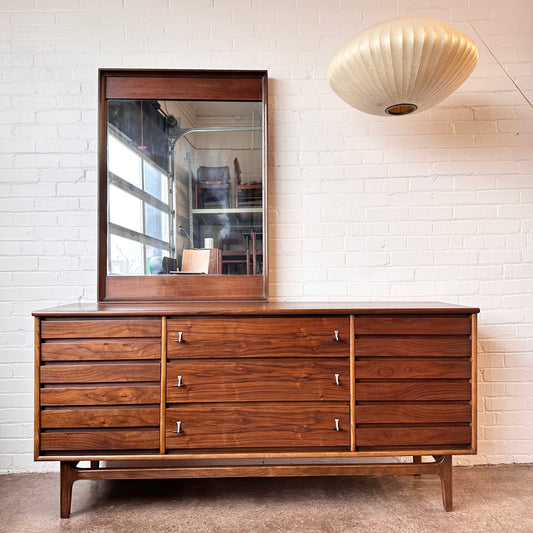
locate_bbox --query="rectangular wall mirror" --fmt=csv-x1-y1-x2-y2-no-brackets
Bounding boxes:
98,69,268,301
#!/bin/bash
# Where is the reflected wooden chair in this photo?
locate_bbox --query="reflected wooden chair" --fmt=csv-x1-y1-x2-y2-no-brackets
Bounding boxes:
234,157,262,208
196,166,230,209
218,232,251,275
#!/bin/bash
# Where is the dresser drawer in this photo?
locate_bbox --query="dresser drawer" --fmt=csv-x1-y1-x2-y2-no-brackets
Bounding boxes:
41,406,160,428
41,340,161,361
167,358,349,403
40,384,160,406
355,404,471,425
41,362,160,383
41,319,161,339
166,404,350,449
356,381,471,402
355,358,471,379
167,317,349,359
355,315,471,335
356,426,472,448
355,336,471,357
40,429,159,451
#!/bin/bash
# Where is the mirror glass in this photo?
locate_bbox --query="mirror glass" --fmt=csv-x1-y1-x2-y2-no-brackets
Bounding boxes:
107,99,263,277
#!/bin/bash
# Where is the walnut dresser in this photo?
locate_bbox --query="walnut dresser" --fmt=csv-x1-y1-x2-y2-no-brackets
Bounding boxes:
33,301,479,517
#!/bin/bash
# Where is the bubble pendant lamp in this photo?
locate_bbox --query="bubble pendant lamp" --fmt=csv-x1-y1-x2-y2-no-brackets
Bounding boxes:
327,17,478,116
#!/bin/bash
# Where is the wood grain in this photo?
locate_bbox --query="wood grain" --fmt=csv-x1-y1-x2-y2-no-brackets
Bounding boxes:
356,426,472,447
355,358,471,379
355,336,471,357
356,381,471,401
355,404,472,424
41,320,161,339
355,316,471,335
41,429,159,451
41,363,160,383
167,317,349,358
41,407,159,428
41,340,161,361
167,358,349,402
166,404,350,449
40,385,160,406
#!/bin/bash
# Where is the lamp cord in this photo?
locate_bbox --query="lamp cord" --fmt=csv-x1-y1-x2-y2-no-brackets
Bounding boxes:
456,0,533,109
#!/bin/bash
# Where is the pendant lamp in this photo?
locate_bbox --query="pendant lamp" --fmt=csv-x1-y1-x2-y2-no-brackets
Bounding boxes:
327,17,478,116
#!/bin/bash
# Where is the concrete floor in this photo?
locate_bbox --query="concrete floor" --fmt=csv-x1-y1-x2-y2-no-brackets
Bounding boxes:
1,464,531,533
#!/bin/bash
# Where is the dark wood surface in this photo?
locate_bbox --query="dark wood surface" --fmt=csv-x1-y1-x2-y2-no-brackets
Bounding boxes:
355,336,471,357
167,358,349,403
166,404,350,449
41,429,159,451
355,404,471,424
41,363,161,383
33,301,480,317
41,340,161,361
355,381,471,401
356,426,472,447
41,407,159,428
103,69,265,100
355,316,471,335
40,384,160,406
355,358,471,379
41,319,161,338
167,317,349,358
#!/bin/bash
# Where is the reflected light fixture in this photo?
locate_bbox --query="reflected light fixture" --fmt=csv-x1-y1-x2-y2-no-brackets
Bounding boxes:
328,16,479,116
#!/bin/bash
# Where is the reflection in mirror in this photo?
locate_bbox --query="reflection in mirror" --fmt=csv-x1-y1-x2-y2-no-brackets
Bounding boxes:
106,99,263,277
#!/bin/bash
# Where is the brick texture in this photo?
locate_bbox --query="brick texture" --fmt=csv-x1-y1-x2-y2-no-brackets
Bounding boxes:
1,0,532,472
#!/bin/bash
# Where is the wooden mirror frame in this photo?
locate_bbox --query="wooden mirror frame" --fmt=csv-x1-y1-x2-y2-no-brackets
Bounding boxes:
97,69,268,302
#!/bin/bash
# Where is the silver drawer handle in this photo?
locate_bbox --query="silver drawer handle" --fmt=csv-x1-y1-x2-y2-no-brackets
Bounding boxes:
333,330,339,341
173,375,183,388
334,419,340,431
334,373,340,386
172,421,182,434
174,331,183,343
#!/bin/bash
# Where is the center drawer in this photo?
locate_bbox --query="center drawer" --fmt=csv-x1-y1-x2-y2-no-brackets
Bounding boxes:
167,358,349,402
166,404,350,449
167,316,349,358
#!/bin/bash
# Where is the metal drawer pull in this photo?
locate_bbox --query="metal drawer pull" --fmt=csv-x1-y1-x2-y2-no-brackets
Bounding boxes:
173,375,183,388
172,421,182,434
174,331,183,343
333,330,339,341
334,419,340,431
334,373,340,386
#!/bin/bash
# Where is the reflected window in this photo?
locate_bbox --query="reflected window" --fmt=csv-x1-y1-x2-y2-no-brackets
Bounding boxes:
107,131,171,275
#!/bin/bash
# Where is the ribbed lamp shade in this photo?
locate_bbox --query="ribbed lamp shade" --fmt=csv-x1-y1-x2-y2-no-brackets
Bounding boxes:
327,17,479,116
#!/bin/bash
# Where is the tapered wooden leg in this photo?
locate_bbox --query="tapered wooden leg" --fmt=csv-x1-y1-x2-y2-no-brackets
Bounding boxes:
60,462,78,519
413,455,422,476
436,455,453,512
90,461,99,469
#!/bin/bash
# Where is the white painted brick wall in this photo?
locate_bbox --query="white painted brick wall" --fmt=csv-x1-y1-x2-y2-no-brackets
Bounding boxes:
1,0,532,472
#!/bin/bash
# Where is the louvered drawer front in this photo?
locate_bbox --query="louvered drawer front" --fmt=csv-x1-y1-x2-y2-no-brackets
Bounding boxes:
355,315,471,335
40,430,159,451
167,358,349,403
167,317,349,358
354,314,474,452
40,319,161,339
41,340,160,361
38,319,161,455
166,404,350,449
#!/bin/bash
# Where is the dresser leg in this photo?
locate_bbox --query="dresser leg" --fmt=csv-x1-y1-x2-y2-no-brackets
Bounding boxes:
435,455,453,512
60,461,78,519
412,455,422,476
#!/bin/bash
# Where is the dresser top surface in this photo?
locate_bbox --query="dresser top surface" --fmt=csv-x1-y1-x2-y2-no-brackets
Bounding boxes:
33,301,479,317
